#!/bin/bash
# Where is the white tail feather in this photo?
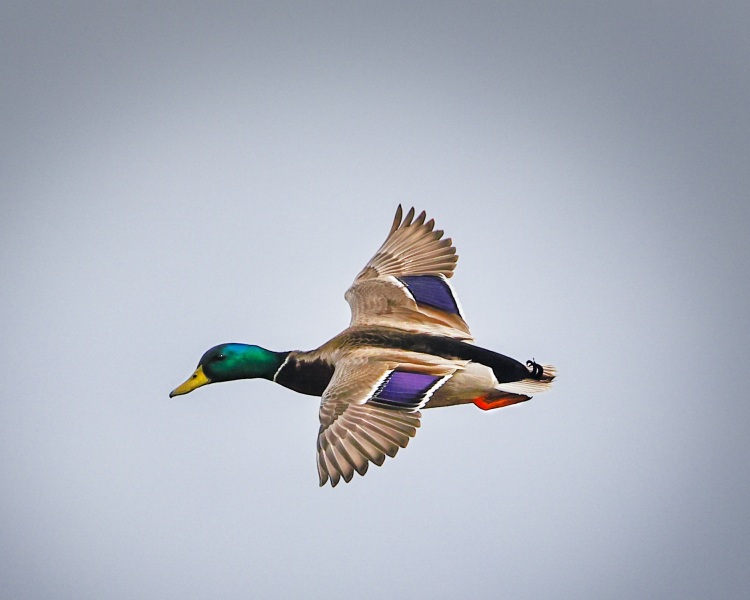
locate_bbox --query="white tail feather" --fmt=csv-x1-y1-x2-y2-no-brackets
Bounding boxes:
496,364,556,395
539,364,557,380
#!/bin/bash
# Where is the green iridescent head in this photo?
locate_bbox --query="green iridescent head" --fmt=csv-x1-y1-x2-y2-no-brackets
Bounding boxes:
169,343,285,397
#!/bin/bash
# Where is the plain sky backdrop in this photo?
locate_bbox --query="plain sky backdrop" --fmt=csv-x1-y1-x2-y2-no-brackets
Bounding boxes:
2,2,748,599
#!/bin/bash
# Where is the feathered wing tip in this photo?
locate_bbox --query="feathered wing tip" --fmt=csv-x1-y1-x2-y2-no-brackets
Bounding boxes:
389,204,404,235
317,425,416,488
316,400,422,488
353,205,458,281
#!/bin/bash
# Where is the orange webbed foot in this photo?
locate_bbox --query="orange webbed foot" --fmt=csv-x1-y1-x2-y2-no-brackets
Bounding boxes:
473,392,531,411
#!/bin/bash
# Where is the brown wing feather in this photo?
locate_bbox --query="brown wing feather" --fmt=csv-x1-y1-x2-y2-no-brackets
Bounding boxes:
353,205,458,281
316,353,456,487
345,206,472,340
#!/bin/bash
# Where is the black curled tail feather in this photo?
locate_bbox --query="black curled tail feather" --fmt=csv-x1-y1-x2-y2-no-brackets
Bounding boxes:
527,360,544,379
526,360,556,382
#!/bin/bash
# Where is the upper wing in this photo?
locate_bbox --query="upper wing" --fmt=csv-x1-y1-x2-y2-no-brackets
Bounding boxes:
317,352,457,487
345,206,473,340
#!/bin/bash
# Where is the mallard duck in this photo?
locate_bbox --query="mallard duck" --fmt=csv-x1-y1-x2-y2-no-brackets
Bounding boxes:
170,206,556,486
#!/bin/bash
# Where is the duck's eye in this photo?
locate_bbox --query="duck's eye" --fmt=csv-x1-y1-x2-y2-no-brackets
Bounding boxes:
216,354,226,361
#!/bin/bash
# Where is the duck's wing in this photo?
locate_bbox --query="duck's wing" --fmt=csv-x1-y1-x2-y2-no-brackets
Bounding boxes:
317,352,458,487
345,206,473,340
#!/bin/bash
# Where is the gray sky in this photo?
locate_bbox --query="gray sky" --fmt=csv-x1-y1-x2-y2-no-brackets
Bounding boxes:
2,2,749,599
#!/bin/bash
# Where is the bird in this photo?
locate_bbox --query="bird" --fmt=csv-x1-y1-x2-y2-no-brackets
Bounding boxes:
170,206,556,487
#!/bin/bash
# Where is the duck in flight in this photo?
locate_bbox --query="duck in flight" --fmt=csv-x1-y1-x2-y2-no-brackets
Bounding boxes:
170,206,556,486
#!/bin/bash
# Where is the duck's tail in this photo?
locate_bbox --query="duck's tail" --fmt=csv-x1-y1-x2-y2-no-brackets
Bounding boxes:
527,360,557,382
493,360,557,396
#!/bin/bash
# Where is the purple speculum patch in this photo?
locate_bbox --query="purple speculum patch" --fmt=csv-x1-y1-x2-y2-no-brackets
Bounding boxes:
374,371,441,406
399,276,460,315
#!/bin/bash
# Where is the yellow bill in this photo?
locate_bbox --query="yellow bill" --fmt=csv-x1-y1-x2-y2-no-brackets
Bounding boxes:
169,365,210,397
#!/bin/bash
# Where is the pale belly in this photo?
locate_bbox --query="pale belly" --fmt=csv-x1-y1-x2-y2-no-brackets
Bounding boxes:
423,362,498,409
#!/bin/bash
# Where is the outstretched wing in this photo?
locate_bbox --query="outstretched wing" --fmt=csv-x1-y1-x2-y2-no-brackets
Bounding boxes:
345,206,472,340
317,352,457,487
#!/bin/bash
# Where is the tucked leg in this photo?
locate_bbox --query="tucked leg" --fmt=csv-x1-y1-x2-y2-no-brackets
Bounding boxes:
473,391,531,411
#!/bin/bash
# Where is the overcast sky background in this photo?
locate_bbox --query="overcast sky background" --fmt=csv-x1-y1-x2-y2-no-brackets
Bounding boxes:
2,2,749,599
